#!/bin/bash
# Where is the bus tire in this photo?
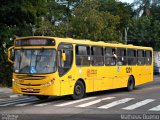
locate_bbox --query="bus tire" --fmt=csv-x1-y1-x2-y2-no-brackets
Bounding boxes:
127,76,135,91
36,95,49,100
71,80,85,100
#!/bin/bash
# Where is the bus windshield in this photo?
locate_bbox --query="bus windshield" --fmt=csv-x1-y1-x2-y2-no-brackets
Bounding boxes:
14,49,56,74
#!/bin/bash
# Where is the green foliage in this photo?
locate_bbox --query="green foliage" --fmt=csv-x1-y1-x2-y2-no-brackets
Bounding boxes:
128,16,160,50
99,0,134,39
127,0,160,50
0,0,47,86
0,25,13,87
70,0,120,41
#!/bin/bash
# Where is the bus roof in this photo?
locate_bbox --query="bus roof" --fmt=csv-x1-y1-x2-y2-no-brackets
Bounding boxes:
15,36,153,50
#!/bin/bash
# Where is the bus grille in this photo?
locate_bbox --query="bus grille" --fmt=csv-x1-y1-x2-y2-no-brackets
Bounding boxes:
21,88,40,93
20,84,42,86
15,75,46,80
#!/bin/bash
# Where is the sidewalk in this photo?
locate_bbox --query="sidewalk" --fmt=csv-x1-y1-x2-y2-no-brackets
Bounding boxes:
0,87,22,99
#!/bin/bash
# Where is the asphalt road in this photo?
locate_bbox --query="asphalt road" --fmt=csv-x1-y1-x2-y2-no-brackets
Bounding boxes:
0,75,160,120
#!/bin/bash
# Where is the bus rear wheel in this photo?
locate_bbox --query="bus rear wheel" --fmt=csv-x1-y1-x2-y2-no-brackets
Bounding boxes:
71,81,85,100
127,76,135,91
36,95,49,100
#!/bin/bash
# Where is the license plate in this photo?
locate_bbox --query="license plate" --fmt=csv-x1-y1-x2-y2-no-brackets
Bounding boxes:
26,88,34,92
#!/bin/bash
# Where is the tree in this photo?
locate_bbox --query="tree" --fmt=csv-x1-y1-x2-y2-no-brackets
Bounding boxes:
150,3,160,20
129,0,160,49
99,0,134,40
133,0,160,17
128,16,160,50
0,0,47,86
69,0,120,41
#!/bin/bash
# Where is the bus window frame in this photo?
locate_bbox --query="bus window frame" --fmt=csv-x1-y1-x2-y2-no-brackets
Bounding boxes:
127,49,137,66
145,50,152,65
105,47,117,66
137,49,145,66
91,45,104,66
76,44,90,67
117,48,127,66
57,43,74,77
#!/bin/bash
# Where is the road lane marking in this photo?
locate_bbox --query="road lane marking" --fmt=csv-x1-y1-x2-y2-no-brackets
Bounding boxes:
0,97,34,104
55,97,97,107
149,105,160,111
98,98,134,109
34,103,51,107
76,97,115,107
122,99,155,110
0,98,37,106
15,101,38,106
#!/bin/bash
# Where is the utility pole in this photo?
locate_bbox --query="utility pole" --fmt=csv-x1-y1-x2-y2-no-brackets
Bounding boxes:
125,27,129,45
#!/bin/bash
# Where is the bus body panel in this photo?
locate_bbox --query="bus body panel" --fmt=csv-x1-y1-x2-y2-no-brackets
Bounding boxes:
10,36,153,97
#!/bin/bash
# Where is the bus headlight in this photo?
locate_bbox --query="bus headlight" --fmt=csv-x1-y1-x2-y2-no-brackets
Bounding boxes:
13,79,20,86
41,80,54,87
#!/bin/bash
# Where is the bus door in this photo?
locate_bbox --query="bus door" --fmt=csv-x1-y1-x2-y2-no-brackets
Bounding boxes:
58,43,73,95
114,48,128,88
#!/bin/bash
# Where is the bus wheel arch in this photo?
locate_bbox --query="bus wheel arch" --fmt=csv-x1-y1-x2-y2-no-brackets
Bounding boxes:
71,79,86,100
127,75,135,91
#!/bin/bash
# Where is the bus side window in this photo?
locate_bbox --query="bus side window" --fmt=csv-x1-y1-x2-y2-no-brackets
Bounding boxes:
117,48,127,66
105,47,116,66
127,49,137,65
137,50,145,65
58,44,73,76
146,50,152,65
76,45,90,66
91,46,104,66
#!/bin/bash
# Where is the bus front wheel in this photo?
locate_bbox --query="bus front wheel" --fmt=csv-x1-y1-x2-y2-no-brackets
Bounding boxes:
127,76,135,91
71,80,85,100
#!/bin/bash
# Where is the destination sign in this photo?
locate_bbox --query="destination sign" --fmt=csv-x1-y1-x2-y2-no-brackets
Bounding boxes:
15,38,55,46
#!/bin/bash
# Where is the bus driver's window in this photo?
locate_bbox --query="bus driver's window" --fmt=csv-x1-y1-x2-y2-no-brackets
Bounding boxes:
58,44,73,76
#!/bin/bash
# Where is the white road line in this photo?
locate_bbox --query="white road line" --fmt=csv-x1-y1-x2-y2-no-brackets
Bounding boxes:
34,103,51,107
0,98,37,106
149,105,160,111
14,100,38,106
98,98,134,109
55,97,97,107
0,97,32,104
15,101,36,107
76,97,115,107
122,99,155,110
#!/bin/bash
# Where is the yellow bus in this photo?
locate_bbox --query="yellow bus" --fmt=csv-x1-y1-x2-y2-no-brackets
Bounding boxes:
8,36,153,100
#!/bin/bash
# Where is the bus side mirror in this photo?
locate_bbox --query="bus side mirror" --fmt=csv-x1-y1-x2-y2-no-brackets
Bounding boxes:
8,46,14,64
62,51,66,61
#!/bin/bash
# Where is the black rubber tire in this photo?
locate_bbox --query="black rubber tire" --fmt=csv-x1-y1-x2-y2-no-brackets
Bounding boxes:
127,76,135,91
71,81,85,100
36,95,49,100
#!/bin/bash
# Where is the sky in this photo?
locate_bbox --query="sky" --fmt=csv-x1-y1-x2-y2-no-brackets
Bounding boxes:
119,0,134,4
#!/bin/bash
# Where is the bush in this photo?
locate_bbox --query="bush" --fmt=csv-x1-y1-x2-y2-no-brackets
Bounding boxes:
0,62,12,87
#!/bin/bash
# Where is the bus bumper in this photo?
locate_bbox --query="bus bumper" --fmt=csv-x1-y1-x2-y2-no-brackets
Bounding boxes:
12,82,60,96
